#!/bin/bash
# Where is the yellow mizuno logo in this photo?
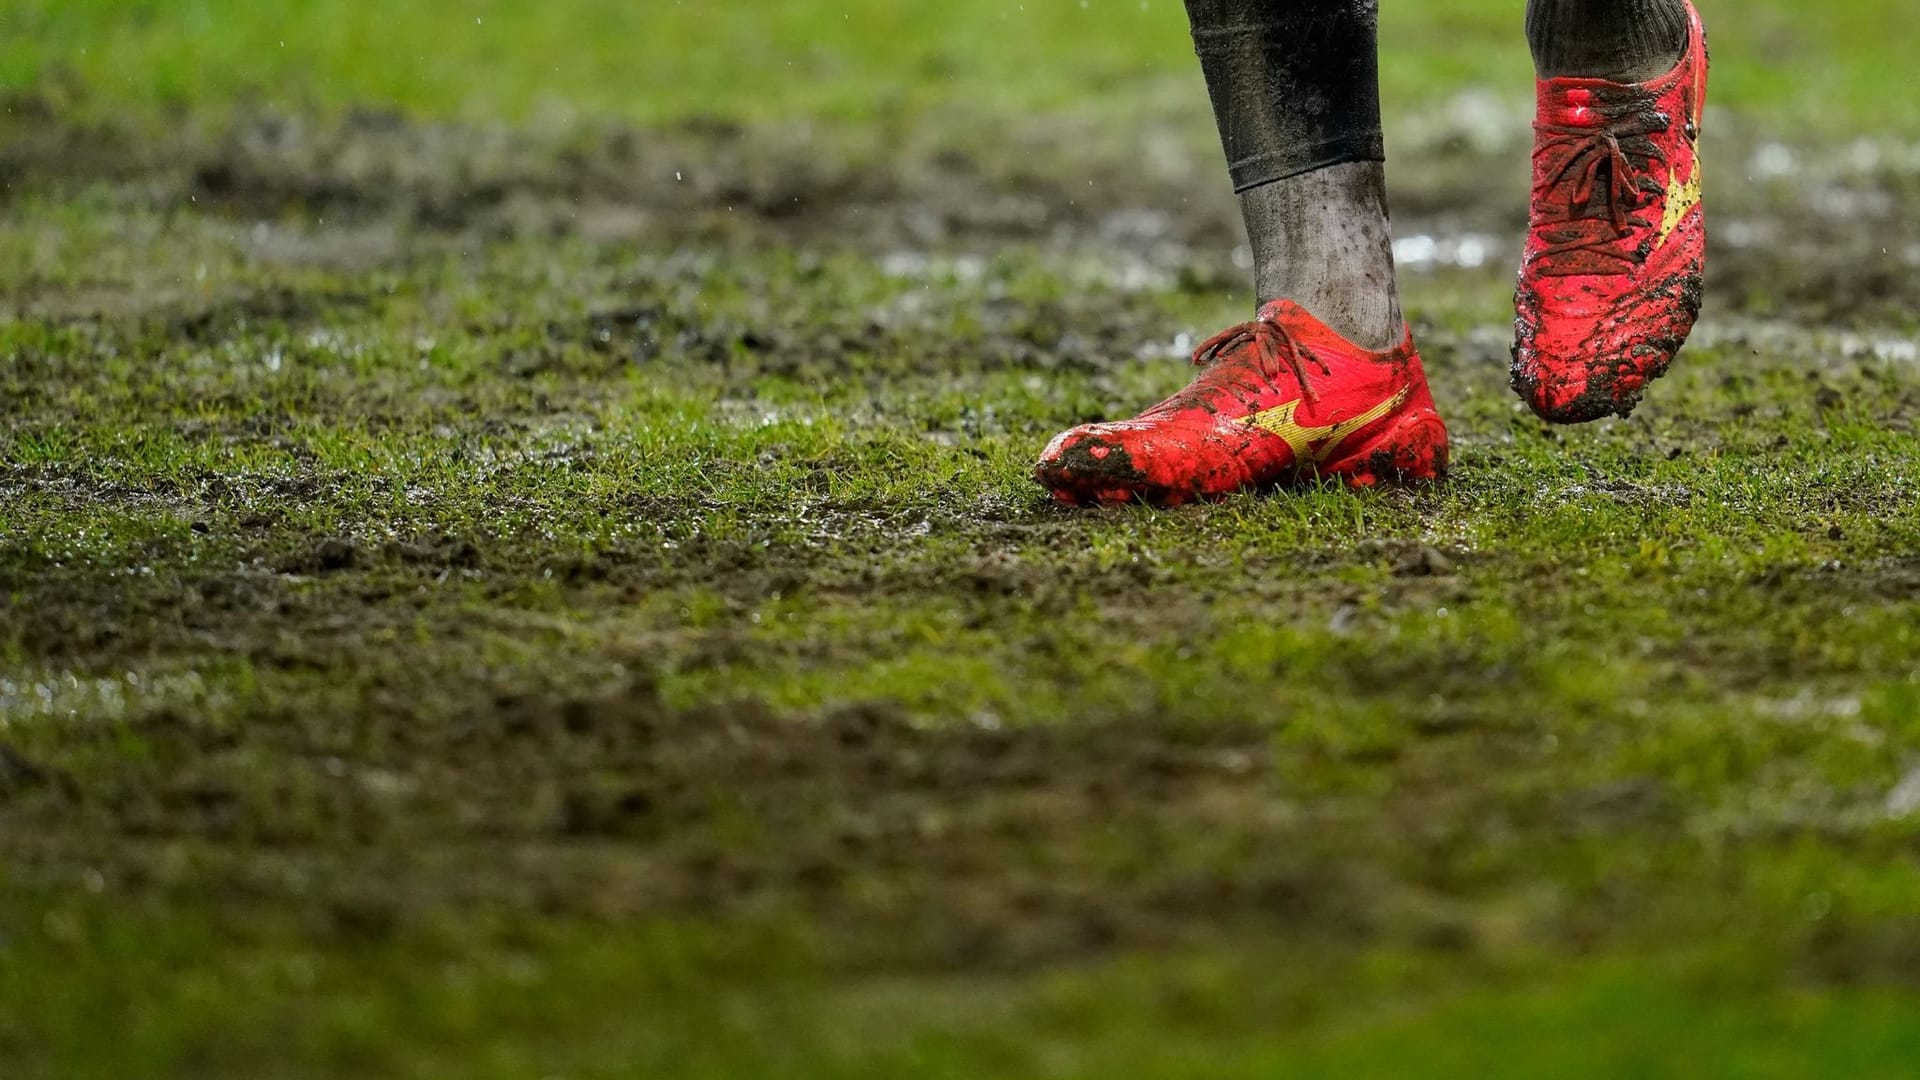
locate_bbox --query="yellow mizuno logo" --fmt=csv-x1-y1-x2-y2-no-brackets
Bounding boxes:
1244,386,1412,464
1656,163,1702,250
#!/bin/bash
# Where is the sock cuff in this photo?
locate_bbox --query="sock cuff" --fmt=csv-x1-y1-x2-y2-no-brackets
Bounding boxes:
1185,0,1384,198
1228,133,1387,194
1526,0,1689,81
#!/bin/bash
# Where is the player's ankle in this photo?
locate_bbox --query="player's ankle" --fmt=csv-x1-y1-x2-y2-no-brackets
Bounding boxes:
1243,162,1403,352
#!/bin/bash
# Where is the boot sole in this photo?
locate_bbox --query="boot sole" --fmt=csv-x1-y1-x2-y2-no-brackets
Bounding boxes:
1041,408,1450,507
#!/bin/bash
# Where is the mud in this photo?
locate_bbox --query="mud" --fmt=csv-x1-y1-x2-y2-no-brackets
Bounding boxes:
0,677,1523,968
5,106,1920,324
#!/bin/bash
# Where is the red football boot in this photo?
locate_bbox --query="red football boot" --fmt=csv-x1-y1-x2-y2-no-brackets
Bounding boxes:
1512,0,1709,423
1033,300,1449,507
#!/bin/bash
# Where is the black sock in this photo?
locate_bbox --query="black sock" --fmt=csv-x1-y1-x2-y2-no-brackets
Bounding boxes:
1184,0,1384,192
1183,0,1400,349
1526,0,1689,83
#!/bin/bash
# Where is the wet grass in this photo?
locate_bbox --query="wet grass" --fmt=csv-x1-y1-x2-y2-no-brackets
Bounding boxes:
5,192,1920,1074
4,0,1918,131
5,0,1920,1075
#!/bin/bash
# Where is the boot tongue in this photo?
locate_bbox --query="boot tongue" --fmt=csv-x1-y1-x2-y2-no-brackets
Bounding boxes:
1537,79,1648,129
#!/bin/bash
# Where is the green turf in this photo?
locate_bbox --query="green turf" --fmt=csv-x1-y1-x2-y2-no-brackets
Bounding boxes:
4,0,1920,1076
3,0,1916,130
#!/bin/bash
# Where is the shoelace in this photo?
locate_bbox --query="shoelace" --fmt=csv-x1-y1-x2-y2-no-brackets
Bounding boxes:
1531,95,1672,277
1191,316,1330,404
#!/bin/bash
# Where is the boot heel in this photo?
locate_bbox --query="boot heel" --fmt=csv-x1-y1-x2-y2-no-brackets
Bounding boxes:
1314,409,1450,488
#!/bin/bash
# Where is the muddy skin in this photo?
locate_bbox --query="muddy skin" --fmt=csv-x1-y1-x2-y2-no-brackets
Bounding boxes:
1242,162,1405,351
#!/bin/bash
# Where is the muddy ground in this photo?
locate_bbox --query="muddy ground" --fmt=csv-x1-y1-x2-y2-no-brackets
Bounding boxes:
4,98,1920,1073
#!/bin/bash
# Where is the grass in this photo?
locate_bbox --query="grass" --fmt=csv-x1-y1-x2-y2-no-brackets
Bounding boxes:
11,903,1920,1079
3,0,1918,130
4,0,1920,1075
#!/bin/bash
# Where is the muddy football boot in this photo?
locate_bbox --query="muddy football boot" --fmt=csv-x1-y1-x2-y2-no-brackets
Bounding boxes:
1511,0,1709,423
1033,300,1449,507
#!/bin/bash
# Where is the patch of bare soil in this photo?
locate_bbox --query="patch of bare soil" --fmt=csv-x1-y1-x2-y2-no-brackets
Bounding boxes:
0,677,1537,969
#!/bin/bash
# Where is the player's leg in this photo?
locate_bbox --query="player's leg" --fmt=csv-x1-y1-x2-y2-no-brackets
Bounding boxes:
1032,0,1447,507
1187,0,1400,351
1510,0,1710,422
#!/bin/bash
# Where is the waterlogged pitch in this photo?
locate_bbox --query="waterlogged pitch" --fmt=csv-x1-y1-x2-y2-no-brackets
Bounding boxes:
4,2,1920,1076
